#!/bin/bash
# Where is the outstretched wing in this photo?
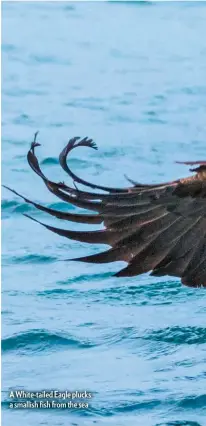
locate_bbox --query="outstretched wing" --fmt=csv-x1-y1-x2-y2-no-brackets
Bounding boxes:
5,134,206,288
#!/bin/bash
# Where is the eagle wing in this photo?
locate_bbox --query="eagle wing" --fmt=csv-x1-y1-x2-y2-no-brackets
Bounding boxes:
5,134,206,288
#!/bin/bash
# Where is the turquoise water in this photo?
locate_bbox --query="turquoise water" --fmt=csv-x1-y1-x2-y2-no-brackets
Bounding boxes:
2,2,206,425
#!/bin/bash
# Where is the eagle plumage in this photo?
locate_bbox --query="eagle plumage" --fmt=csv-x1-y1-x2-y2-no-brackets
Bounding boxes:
4,132,206,288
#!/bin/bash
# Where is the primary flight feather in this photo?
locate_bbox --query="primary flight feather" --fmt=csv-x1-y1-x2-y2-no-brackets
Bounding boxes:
4,132,206,288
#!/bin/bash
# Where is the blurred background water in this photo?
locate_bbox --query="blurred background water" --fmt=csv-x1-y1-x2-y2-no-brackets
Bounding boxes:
1,1,206,425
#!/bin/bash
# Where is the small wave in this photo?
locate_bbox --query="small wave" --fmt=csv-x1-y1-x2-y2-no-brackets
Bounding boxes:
1,200,19,210
36,288,77,298
73,280,182,306
41,157,59,165
64,4,76,11
85,400,162,417
144,110,157,117
141,116,167,125
58,272,112,285
110,113,135,124
2,43,16,53
147,326,206,345
2,329,95,354
13,114,33,125
49,201,76,212
156,421,202,426
9,254,57,264
82,325,206,349
13,204,32,214
67,158,92,168
2,198,76,215
6,88,47,98
65,99,108,112
178,394,206,409
80,394,206,417
72,394,205,417
30,54,57,64
114,399,162,413
30,54,71,67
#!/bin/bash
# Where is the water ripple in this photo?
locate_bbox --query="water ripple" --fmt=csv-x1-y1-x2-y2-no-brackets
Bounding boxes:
156,422,202,426
7,254,57,265
2,329,95,354
147,326,206,345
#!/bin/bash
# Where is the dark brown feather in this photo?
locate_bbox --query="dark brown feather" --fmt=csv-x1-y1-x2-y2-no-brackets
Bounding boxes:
5,133,206,288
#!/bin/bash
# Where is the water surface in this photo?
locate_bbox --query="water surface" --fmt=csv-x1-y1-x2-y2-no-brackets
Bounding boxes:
2,2,206,425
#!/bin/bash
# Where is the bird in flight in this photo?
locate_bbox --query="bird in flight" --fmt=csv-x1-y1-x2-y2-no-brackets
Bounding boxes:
4,132,206,288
